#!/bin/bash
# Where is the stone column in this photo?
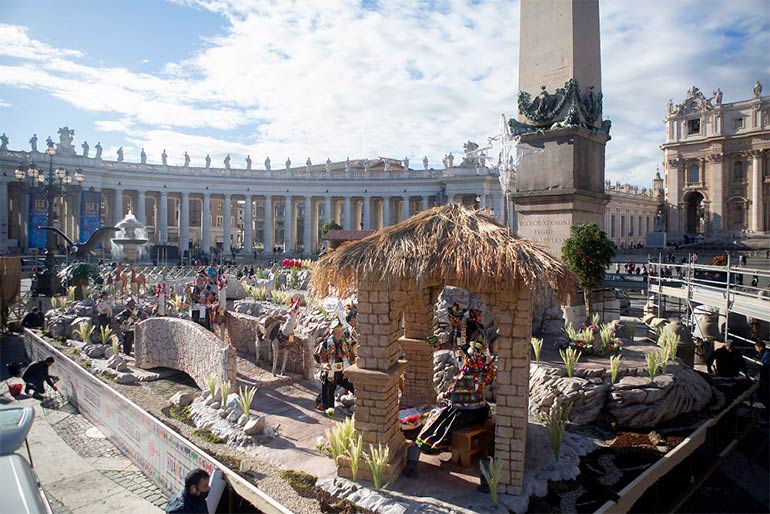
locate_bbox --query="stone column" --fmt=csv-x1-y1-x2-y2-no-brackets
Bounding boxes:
243,194,253,254
223,194,232,254
159,191,168,243
284,196,293,252
751,150,763,232
263,195,273,255
202,192,211,254
0,181,8,252
21,192,30,251
136,190,146,224
180,192,190,256
422,196,430,212
363,196,372,230
402,196,410,221
303,196,312,254
382,196,391,228
114,188,124,225
344,196,352,230
324,196,332,224
708,155,724,232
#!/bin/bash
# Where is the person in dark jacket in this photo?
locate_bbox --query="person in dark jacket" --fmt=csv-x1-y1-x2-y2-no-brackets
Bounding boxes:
166,468,210,514
706,340,747,377
22,357,58,399
21,307,45,328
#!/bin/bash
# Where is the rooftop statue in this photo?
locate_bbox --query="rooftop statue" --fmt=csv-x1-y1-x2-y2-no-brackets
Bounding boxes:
29,134,38,152
667,99,674,114
117,147,124,162
363,158,370,172
345,156,351,172
46,136,54,150
326,158,332,173
403,156,409,171
224,153,231,169
140,148,146,164
712,88,723,106
384,159,390,172
183,151,190,167
245,155,252,170
95,142,103,159
0,133,7,151
285,157,291,170
305,157,312,172
264,156,270,171
162,149,168,166
447,153,454,168
57,126,76,154
754,81,763,98
81,141,89,157
423,156,429,170
205,154,211,168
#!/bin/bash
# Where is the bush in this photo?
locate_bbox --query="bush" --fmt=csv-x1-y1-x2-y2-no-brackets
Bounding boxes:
192,428,223,444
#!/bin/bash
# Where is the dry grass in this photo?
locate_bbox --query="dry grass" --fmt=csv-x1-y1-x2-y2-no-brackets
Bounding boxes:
311,204,574,300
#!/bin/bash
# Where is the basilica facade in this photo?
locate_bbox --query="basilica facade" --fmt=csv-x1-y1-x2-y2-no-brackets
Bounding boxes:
661,82,770,238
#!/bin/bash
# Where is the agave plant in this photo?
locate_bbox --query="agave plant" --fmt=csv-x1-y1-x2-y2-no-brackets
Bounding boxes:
66,286,77,302
347,434,363,482
236,386,257,418
99,325,116,345
645,351,661,382
599,323,614,350
559,346,582,378
480,457,503,506
219,378,231,406
562,321,578,342
111,335,120,356
609,354,623,384
542,401,571,461
75,321,95,343
206,373,218,400
364,443,390,490
530,337,544,362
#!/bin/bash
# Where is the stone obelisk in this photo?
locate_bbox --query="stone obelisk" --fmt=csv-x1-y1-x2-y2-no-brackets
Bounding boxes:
511,0,609,258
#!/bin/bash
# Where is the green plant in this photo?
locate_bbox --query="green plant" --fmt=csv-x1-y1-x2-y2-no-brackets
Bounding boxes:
347,434,363,482
562,321,578,342
192,428,223,444
57,263,100,300
66,286,77,302
68,348,79,355
279,469,317,491
645,351,661,382
320,221,343,237
236,386,257,417
273,272,282,292
591,313,601,327
541,401,571,461
599,323,614,350
307,296,331,321
99,325,115,345
562,224,617,322
81,360,92,369
168,404,192,423
326,417,356,461
206,373,218,399
658,328,680,364
290,267,300,289
219,379,231,405
250,286,267,302
51,296,66,310
531,337,544,362
256,269,266,280
480,457,503,506
559,346,582,378
609,354,623,384
364,443,390,490
75,321,95,343
271,291,292,305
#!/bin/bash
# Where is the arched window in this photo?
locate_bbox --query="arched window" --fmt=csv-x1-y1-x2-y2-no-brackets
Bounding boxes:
688,163,700,184
733,161,744,182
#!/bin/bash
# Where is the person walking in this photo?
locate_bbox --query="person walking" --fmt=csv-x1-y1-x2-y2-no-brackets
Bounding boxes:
706,340,747,377
165,468,211,513
21,307,44,328
22,357,58,399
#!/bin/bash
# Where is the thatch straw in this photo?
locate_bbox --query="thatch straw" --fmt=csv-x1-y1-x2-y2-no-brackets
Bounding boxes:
311,204,575,302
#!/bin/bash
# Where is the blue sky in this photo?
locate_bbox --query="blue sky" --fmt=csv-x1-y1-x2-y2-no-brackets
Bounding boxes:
1,0,768,186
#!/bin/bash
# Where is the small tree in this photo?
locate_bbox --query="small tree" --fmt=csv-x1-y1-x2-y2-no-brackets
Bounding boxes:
562,223,616,322
320,221,343,237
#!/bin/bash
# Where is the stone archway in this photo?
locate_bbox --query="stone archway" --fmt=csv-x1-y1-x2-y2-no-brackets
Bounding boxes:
683,191,705,235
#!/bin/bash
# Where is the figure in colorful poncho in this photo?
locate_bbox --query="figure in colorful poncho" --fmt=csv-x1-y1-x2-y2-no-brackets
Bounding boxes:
314,319,356,411
415,337,496,454
188,271,217,329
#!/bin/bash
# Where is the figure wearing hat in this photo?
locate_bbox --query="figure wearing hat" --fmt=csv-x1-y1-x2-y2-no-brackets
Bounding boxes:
189,270,216,329
314,318,356,411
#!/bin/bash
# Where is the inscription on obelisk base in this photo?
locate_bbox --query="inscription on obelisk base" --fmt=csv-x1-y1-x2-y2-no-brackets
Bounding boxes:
512,0,609,258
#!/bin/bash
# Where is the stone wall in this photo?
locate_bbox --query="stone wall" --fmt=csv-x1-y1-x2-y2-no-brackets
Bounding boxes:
134,317,237,389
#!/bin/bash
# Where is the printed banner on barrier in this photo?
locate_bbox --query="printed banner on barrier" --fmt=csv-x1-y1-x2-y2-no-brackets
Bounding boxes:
28,192,49,249
80,190,102,244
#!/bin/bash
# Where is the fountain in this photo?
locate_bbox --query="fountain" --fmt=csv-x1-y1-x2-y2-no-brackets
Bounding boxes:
111,213,149,263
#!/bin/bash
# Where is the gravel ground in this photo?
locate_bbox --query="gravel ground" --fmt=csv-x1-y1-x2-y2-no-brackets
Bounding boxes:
46,337,324,514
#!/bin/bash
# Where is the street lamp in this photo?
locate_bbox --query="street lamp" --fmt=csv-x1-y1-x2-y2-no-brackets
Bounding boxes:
15,146,84,296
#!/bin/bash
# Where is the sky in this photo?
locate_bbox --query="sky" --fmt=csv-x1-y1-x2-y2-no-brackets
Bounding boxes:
0,0,768,187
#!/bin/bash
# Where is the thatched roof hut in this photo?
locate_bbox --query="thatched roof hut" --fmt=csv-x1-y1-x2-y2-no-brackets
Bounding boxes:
313,204,574,496
312,203,574,300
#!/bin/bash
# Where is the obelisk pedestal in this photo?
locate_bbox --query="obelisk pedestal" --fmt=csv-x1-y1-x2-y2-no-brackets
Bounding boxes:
512,0,609,258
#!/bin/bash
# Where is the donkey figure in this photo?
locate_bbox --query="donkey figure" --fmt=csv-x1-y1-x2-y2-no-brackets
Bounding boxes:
263,297,301,376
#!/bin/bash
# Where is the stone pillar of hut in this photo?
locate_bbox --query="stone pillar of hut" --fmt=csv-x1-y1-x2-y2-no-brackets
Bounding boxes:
399,281,437,407
478,280,533,495
341,279,408,483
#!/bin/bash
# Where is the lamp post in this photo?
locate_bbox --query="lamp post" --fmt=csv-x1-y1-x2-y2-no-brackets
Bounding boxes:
15,146,84,295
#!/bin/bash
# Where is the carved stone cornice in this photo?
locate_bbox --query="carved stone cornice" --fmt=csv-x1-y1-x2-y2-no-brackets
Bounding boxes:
707,154,723,163
747,149,763,158
667,158,680,167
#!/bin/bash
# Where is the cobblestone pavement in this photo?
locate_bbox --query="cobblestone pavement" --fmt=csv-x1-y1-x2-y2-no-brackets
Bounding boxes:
38,392,169,511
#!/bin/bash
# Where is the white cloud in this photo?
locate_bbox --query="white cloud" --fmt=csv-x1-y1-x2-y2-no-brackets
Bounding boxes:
0,98,9,108
0,1,767,186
